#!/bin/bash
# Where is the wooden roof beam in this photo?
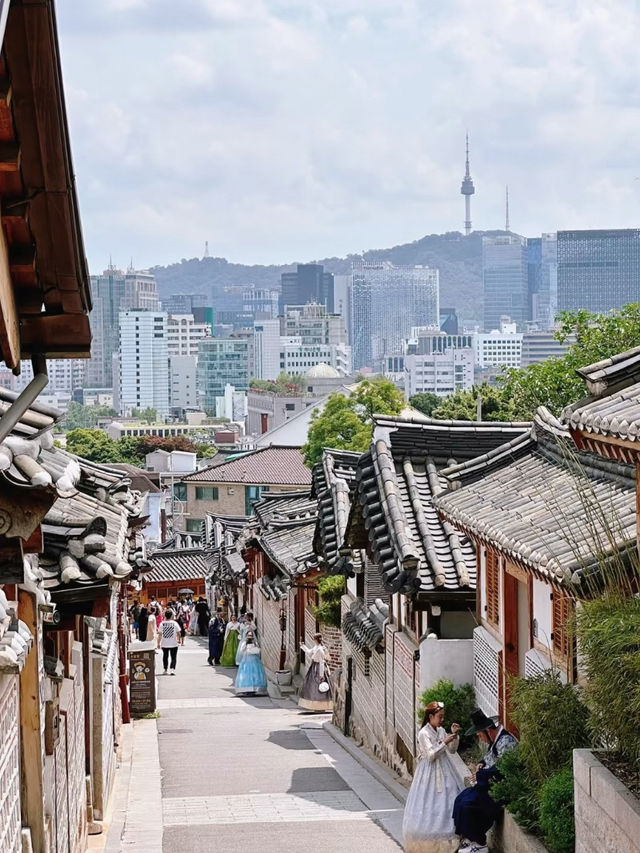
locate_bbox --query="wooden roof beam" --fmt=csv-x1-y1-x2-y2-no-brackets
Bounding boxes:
19,312,91,357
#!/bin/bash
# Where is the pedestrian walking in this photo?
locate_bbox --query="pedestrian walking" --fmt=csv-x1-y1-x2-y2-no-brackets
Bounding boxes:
220,615,241,666
160,609,181,675
146,605,157,644
298,633,333,712
234,632,267,695
235,612,256,665
207,608,226,665
402,701,464,853
137,603,149,644
195,596,211,636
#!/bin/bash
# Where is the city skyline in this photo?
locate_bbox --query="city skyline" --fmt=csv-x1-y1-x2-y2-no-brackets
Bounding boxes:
58,1,640,271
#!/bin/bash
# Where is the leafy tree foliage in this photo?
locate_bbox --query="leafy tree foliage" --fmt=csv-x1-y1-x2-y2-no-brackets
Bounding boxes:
302,377,404,466
249,373,305,395
131,407,157,423
65,429,143,465
433,304,640,421
408,392,440,417
62,402,117,431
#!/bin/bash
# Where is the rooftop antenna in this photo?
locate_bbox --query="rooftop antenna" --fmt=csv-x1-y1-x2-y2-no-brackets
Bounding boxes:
505,185,510,233
203,241,210,259
127,256,134,273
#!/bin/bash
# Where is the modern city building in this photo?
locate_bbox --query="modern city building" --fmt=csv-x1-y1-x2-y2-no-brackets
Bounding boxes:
197,336,249,414
87,265,160,388
439,307,459,335
557,228,640,313
384,327,474,397
474,318,523,369
162,292,210,315
482,235,528,331
280,303,347,345
527,233,558,328
167,314,211,357
333,274,351,326
118,310,169,417
279,339,352,376
169,355,199,412
243,286,279,319
351,261,440,370
280,263,334,313
521,329,575,367
252,319,281,381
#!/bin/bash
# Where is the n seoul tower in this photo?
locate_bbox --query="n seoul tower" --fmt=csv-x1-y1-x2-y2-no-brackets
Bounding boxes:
460,134,475,236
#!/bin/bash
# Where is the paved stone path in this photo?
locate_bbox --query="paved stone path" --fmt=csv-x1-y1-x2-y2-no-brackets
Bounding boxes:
155,636,402,851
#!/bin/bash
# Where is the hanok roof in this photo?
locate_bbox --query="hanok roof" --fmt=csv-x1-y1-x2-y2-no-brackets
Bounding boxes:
202,512,254,583
434,408,637,589
0,2,92,365
312,448,361,574
347,416,530,596
144,549,206,584
342,597,388,654
564,346,640,454
182,446,311,487
254,491,319,578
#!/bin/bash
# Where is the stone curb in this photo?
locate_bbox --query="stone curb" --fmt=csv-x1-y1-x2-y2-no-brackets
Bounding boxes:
322,721,408,804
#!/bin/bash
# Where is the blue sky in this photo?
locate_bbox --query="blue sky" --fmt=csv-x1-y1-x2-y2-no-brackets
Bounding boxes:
57,0,640,272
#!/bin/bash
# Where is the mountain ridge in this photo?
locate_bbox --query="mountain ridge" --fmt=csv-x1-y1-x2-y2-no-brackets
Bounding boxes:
152,229,513,326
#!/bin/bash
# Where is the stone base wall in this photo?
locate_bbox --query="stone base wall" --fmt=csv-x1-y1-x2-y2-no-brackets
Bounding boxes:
574,749,640,853
490,812,548,853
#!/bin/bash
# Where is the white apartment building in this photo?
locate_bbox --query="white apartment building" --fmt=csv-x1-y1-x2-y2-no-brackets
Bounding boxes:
252,319,281,381
119,310,169,417
474,318,523,369
167,313,211,357
404,349,475,397
169,355,199,411
280,338,352,376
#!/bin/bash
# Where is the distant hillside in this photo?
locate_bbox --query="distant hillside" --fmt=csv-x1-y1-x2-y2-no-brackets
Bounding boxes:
151,230,511,326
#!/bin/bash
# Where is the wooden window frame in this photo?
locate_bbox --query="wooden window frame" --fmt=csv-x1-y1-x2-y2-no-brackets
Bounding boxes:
485,548,500,627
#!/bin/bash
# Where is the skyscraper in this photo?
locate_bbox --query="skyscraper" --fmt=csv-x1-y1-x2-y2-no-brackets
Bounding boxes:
460,134,475,236
280,264,334,313
350,261,440,370
197,337,249,414
87,265,160,387
557,229,640,313
118,310,169,417
527,233,558,328
482,235,528,331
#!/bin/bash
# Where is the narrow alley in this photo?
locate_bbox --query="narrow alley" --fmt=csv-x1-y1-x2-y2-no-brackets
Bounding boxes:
106,636,403,852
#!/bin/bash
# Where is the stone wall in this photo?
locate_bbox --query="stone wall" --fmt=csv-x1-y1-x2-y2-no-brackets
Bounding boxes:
574,749,640,853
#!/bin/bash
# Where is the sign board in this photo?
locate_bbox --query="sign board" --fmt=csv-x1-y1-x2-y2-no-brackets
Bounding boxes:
128,643,156,715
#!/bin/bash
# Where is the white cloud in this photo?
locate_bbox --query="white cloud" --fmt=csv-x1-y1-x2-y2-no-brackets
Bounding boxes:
56,0,640,270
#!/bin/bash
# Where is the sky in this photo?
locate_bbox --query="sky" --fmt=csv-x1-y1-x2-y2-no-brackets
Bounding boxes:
57,0,640,273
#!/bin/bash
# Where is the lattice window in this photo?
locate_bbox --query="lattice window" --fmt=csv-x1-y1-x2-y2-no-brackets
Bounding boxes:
552,590,572,658
485,549,500,626
0,675,21,853
473,626,501,717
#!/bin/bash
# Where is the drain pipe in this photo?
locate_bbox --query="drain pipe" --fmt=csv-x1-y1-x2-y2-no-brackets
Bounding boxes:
0,355,48,444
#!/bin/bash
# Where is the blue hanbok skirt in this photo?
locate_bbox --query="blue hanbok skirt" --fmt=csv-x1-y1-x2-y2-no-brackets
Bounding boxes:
234,650,267,695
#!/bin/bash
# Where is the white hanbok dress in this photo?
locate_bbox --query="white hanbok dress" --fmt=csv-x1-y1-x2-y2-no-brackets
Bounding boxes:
402,724,466,853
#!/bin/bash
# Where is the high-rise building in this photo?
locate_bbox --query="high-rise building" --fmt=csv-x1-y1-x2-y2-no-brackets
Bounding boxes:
482,235,528,331
385,328,474,397
162,292,210,315
279,339,352,376
87,265,160,388
475,318,523,369
197,337,249,414
243,287,279,319
527,233,558,329
557,229,640,313
280,303,347,345
169,355,198,412
333,274,352,337
252,319,281,381
351,261,439,370
280,264,334,314
167,314,211,357
118,310,169,417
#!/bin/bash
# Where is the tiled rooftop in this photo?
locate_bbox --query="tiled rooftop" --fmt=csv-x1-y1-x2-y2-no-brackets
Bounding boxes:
182,446,311,486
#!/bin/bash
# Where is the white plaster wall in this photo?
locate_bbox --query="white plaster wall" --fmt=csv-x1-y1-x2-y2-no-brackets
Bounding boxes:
532,578,552,648
420,636,474,690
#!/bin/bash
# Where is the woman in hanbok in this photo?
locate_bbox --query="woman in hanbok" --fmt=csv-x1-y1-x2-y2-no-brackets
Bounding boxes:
235,612,257,665
220,615,241,667
188,604,198,635
234,633,267,695
402,701,465,853
298,633,333,712
146,605,157,644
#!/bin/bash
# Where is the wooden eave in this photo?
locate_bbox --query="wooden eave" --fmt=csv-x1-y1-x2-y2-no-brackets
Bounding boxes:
0,0,91,367
570,428,640,465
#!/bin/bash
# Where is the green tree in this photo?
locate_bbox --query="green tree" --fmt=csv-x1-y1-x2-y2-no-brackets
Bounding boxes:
62,402,117,431
409,392,442,417
434,304,640,422
66,429,122,463
194,443,217,459
302,377,404,466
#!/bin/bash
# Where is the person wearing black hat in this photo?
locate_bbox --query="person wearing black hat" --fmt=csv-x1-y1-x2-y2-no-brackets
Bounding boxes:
452,709,518,853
